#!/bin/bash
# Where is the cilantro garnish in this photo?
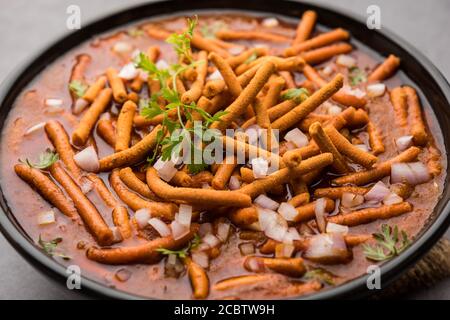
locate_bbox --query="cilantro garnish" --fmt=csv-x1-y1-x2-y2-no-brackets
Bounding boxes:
156,234,201,259
348,67,367,86
281,88,310,103
69,80,87,98
20,148,59,170
363,224,410,261
38,235,71,260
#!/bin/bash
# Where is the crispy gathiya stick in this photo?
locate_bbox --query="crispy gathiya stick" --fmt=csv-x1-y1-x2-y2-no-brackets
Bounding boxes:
367,121,385,155
285,28,350,57
203,80,226,98
144,26,171,40
190,170,214,188
185,257,209,299
293,10,317,45
403,86,428,146
328,202,412,226
272,74,344,131
45,120,81,179
389,87,408,127
211,61,276,131
324,126,378,168
119,167,160,200
96,119,116,147
226,47,268,69
279,71,296,89
70,54,91,84
239,153,333,198
213,274,275,291
282,148,303,168
259,234,372,254
87,174,118,208
367,54,400,82
133,109,177,128
235,56,305,75
301,43,352,65
72,88,112,147
98,124,161,171
292,198,335,222
110,169,177,221
314,186,369,199
332,146,421,185
211,155,237,190
112,206,133,239
215,29,291,43
208,52,241,98
115,100,137,152
50,162,113,245
240,167,255,184
106,68,127,103
427,145,442,177
86,225,198,264
288,192,310,207
127,91,139,104
14,164,77,218
243,257,306,277
229,205,258,226
170,171,193,187
82,76,107,103
181,51,208,104
309,122,350,173
303,64,366,108
242,100,297,129
191,34,230,58
147,168,252,207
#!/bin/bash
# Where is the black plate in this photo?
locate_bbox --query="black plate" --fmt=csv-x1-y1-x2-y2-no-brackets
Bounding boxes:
1,0,449,300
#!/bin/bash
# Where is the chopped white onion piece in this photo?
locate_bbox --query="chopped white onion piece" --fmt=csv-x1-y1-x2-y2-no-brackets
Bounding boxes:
131,49,141,59
341,192,365,208
228,46,245,55
202,233,221,247
283,227,301,244
314,198,327,233
251,157,269,179
321,65,334,76
37,210,56,225
246,257,264,272
25,122,46,136
365,181,391,202
113,41,132,53
154,157,178,182
228,176,241,190
134,208,151,229
284,128,309,148
395,135,413,151
278,202,298,221
342,85,366,98
383,192,403,205
148,218,171,237
198,222,213,237
257,207,277,231
355,144,369,152
367,83,386,97
156,59,170,70
207,69,223,81
176,204,192,228
336,54,356,68
262,17,279,27
257,207,288,242
45,98,64,114
217,221,231,242
391,162,430,185
111,226,123,242
326,222,349,235
118,63,139,80
327,105,343,116
304,233,348,261
239,242,255,256
79,178,94,194
170,220,190,240
73,98,89,115
254,194,279,210
73,146,99,172
192,251,209,269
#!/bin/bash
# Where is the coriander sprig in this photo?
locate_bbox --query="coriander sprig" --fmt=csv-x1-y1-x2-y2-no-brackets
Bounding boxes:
281,88,310,103
363,224,410,261
38,235,71,260
156,234,201,259
165,15,198,62
348,66,367,86
69,80,87,98
20,148,59,170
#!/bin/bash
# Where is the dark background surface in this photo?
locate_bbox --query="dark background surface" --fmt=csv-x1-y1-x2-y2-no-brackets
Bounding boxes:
0,0,448,299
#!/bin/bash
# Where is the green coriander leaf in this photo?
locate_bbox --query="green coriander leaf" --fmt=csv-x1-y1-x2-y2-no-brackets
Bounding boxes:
127,28,144,38
165,16,198,62
244,52,258,64
38,235,71,260
348,66,367,86
304,269,336,286
187,162,209,174
363,224,410,262
156,233,201,259
20,149,59,169
281,88,310,103
69,80,87,98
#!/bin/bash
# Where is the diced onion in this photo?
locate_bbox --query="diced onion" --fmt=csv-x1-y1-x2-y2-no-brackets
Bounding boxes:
251,157,269,179
73,98,89,115
278,202,298,221
283,227,301,244
284,128,309,148
198,223,213,237
154,157,178,181
45,98,64,114
37,210,56,225
113,41,132,53
254,194,279,210
176,204,192,228
202,233,221,247
383,192,403,205
391,162,430,185
336,54,356,68
284,141,296,151
73,146,99,172
192,251,209,269
262,17,279,27
148,218,171,237
111,226,123,242
79,178,94,194
364,181,391,202
217,221,231,242
134,208,151,229
228,176,241,190
118,63,139,80
342,86,366,98
257,207,288,242
304,233,348,261
341,192,365,208
367,83,386,97
314,198,327,233
321,65,334,76
25,122,46,136
275,243,295,258
156,59,170,70
170,220,190,240
326,222,349,235
228,46,245,55
395,135,413,151
327,104,342,116
207,70,223,81
239,242,255,256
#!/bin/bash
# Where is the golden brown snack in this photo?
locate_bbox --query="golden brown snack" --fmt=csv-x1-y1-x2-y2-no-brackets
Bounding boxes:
106,68,127,103
243,257,306,277
367,54,400,82
389,87,408,127
82,76,107,103
404,86,428,146
293,10,317,45
96,119,116,147
185,257,210,299
115,100,137,152
301,43,352,65
286,28,349,57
